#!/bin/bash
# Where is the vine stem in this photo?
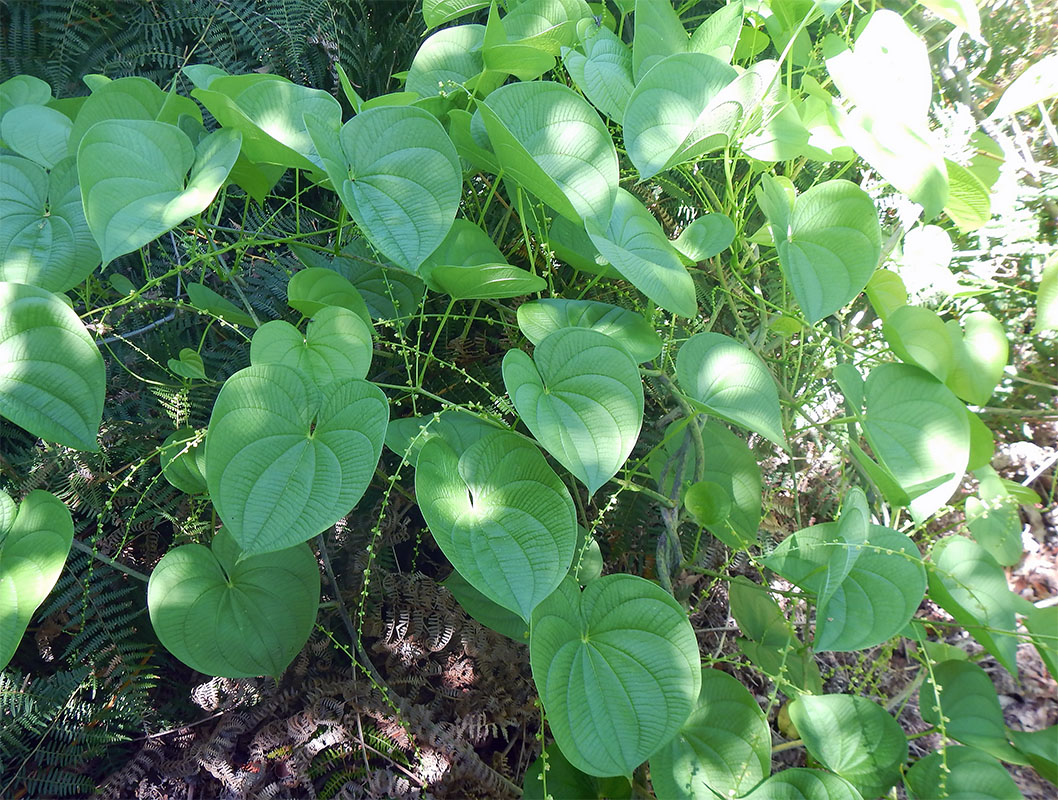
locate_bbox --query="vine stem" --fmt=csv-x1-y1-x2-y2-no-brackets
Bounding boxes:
772,739,804,754
70,538,149,582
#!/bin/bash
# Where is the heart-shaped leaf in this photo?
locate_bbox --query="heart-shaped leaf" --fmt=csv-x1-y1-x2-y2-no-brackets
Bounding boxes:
523,746,634,800
416,430,576,621
650,668,771,800
205,364,388,554
250,307,373,384
906,747,1021,800
883,305,954,381
478,81,618,225
406,24,487,98
945,312,1008,406
1,104,72,168
585,188,697,318
384,410,506,466
673,213,735,262
757,176,881,323
419,219,545,298
286,267,372,327
0,282,105,450
862,363,968,521
147,528,320,678
632,0,690,80
0,155,100,292
675,332,786,448
740,769,863,800
789,694,907,799
564,22,635,122
78,121,241,264
0,489,74,670
530,574,701,777
503,327,644,495
307,106,461,272
159,428,208,495
516,299,662,363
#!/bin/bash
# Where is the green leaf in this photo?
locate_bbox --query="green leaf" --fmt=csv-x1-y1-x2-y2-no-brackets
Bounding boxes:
78,122,240,264
443,567,529,641
384,410,505,467
516,299,662,363
147,528,319,678
0,155,100,292
205,365,388,554
862,364,969,522
672,213,735,262
1,104,72,168
523,746,633,800
675,331,786,448
478,81,618,225
883,305,954,381
190,75,341,171
945,158,992,233
966,467,1022,566
585,188,697,318
991,53,1058,118
1009,727,1058,784
416,430,576,621
684,481,731,528
419,219,545,298
918,0,982,39
159,428,208,495
0,282,104,450
789,694,907,799
1034,252,1058,333
632,0,690,81
502,327,644,495
307,106,461,272
864,269,907,322
689,1,744,62
564,21,635,122
185,281,257,327
919,660,1025,764
250,307,374,384
286,267,372,327
406,24,486,99
530,573,702,777
906,747,1022,800
740,769,864,800
168,347,207,380
481,3,558,82
966,409,995,471
928,536,1021,674
757,176,881,323
0,75,51,120
650,668,770,800
623,53,739,180
0,489,74,670
1025,604,1058,679
945,312,1008,406
424,0,491,29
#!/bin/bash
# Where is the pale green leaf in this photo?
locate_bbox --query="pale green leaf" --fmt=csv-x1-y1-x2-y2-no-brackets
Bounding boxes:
443,567,529,641
423,0,490,28
945,158,992,233
864,269,907,322
384,410,505,466
286,268,372,327
564,22,635,122
632,0,690,81
168,347,206,380
883,305,954,381
672,213,735,262
250,307,373,384
918,0,982,39
185,282,257,328
1034,252,1058,333
419,218,545,298
688,1,744,62
1,104,71,168
991,54,1058,118
406,24,487,98
516,298,662,363
945,312,1008,405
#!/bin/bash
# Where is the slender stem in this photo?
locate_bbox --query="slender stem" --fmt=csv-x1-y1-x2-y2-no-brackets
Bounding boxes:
70,539,149,582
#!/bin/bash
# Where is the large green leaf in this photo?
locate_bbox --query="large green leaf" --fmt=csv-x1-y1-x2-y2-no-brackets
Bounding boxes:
0,282,104,450
307,106,461,272
741,769,863,800
564,21,635,122
757,176,881,323
190,74,341,171
905,747,1022,800
502,327,644,495
78,122,240,264
1,104,72,169
147,528,319,678
927,536,1021,674
406,24,490,99
0,155,100,292
516,299,662,363
861,364,969,522
205,364,388,554
416,430,576,621
585,188,697,318
0,489,74,670
650,668,771,800
250,307,374,384
789,694,907,799
675,332,786,448
478,81,618,225
530,573,701,777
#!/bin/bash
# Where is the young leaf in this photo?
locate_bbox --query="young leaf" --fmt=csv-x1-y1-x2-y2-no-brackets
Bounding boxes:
159,428,208,495
650,668,771,800
147,528,320,678
1025,604,1058,679
944,158,992,233
672,213,735,262
287,267,372,327
419,218,545,298
0,155,100,292
250,307,374,384
740,769,863,800
945,312,1008,406
516,298,662,363
564,21,636,122
632,0,690,80
0,489,74,670
78,122,241,264
384,410,505,467
185,281,257,328
688,1,744,62
757,176,881,323
788,694,907,799
883,305,954,381
478,81,618,225
0,282,105,450
522,746,633,800
905,747,1022,800
990,53,1058,118
530,574,701,777
862,364,969,522
168,347,207,380
306,106,461,272
416,430,577,621
1,104,72,168
585,188,697,318
205,365,388,555
405,24,487,99
675,331,786,449
502,327,644,496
